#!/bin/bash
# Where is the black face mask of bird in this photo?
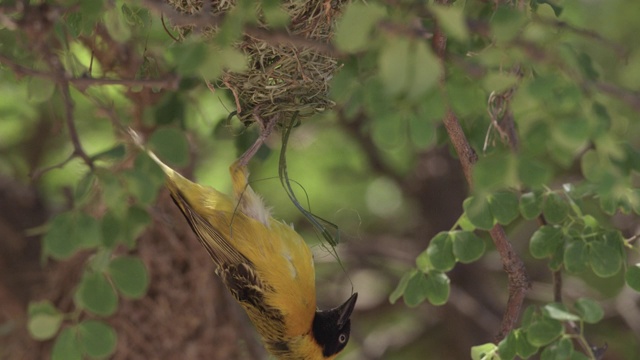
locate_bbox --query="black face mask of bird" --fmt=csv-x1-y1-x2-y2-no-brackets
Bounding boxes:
312,293,358,357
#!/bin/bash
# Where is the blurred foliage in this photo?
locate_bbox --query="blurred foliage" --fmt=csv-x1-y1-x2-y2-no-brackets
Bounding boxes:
1,0,640,359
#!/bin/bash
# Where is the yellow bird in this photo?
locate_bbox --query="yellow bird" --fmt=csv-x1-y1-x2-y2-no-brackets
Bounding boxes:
144,144,357,359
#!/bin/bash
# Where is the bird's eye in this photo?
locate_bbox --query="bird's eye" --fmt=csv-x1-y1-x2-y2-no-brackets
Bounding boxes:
338,333,347,344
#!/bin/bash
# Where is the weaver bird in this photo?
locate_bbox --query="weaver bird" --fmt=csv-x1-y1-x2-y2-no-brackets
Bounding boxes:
142,138,357,359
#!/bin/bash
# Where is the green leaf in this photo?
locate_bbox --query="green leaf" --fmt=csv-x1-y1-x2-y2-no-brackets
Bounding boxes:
403,271,429,307
497,330,517,360
28,312,63,340
103,6,131,42
526,318,563,347
122,206,151,247
463,196,495,230
473,153,517,191
555,118,590,150
43,213,101,259
425,272,450,306
108,256,149,299
125,169,160,205
548,245,564,271
91,144,126,162
543,303,580,322
101,211,122,248
540,337,573,360
483,72,519,93
542,192,569,224
535,0,563,17
409,42,441,99
76,272,118,316
471,343,498,360
52,327,82,360
488,191,519,225
517,157,551,188
78,320,117,358
262,0,290,28
588,237,622,277
424,232,455,272
389,270,415,304
98,171,127,212
574,298,604,324
43,213,79,260
407,109,436,149
74,172,96,202
563,240,589,273
515,329,539,358
490,6,527,43
155,93,184,126
519,191,543,220
379,37,411,96
626,264,640,292
529,225,563,259
27,76,55,103
75,213,102,248
168,42,207,76
521,305,536,328
149,127,189,167
334,2,385,53
429,4,469,42
451,231,486,264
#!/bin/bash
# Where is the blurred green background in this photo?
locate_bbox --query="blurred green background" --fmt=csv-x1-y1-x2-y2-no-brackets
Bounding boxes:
1,0,640,359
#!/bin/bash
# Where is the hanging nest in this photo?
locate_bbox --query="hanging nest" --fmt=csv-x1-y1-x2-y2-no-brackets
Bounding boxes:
166,0,343,125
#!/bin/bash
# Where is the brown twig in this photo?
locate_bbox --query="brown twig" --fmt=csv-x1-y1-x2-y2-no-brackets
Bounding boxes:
434,0,529,342
29,152,76,181
59,80,94,170
0,53,180,91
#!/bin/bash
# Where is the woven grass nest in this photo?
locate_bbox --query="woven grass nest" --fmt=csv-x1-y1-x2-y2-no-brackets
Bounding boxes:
167,0,343,125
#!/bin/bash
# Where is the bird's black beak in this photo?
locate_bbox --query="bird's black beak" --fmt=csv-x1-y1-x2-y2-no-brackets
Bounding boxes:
336,293,358,327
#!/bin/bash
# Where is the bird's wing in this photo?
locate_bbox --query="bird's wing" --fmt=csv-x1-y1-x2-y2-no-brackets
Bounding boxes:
171,190,289,335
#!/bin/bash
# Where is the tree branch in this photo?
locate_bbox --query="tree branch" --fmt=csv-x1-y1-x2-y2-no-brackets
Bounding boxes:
434,0,529,342
0,53,179,91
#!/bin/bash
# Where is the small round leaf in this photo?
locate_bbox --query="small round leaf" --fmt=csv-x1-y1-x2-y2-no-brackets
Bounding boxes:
425,272,450,306
626,264,640,292
519,191,543,220
488,191,520,225
78,320,117,358
149,127,189,167
540,337,573,360
451,231,486,264
28,313,63,340
424,232,455,271
403,271,429,307
574,298,604,324
526,318,563,347
515,329,539,358
52,327,82,360
543,192,569,224
108,256,149,299
497,330,517,360
77,272,118,316
564,240,589,273
588,239,622,278
463,196,495,230
530,225,564,259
